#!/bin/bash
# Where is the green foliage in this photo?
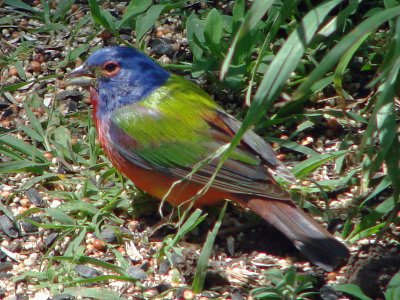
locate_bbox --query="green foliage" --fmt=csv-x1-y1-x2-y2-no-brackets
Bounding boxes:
157,208,207,262
335,272,400,300
4,0,74,23
251,267,317,299
88,0,185,47
187,0,275,87
192,201,227,293
386,271,400,300
334,284,373,300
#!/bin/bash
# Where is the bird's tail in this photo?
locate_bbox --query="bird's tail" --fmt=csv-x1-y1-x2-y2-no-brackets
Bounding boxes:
246,198,350,271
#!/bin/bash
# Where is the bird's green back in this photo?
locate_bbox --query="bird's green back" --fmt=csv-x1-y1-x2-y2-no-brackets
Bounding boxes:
111,75,260,169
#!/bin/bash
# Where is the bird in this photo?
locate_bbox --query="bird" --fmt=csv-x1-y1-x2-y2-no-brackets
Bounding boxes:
66,46,349,271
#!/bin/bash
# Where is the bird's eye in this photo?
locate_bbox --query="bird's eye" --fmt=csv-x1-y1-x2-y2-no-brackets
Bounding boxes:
102,61,120,76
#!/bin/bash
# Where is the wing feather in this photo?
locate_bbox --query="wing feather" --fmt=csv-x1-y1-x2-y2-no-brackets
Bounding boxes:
109,75,293,200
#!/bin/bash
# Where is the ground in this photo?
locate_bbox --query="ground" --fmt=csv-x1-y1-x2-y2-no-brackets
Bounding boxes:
0,1,399,300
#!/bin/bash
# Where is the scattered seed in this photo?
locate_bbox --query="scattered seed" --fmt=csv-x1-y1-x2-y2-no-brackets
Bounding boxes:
11,31,21,39
158,259,170,275
44,232,58,247
75,265,101,278
33,53,45,63
19,19,28,28
30,61,41,73
127,265,147,280
75,11,85,20
326,117,341,130
100,227,118,243
0,262,13,272
0,249,6,261
100,30,112,41
143,288,159,298
26,188,44,207
276,153,286,161
280,134,289,140
0,215,19,238
44,152,53,161
183,290,195,300
8,67,18,77
21,216,41,233
92,239,106,251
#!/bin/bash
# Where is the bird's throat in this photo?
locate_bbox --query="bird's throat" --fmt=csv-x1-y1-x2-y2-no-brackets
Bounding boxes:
89,86,104,141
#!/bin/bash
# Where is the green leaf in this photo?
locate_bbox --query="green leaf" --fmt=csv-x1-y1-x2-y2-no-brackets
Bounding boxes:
360,176,392,208
292,150,348,178
101,9,117,33
186,13,205,59
295,6,400,100
61,287,130,299
88,0,117,34
55,44,90,69
268,137,319,156
14,60,26,80
64,228,87,257
0,81,33,92
220,0,275,79
232,0,245,31
135,5,165,42
45,208,75,225
18,173,59,190
41,0,50,23
192,201,227,292
4,0,42,15
349,222,386,242
53,126,75,161
0,134,46,162
53,256,129,276
0,144,25,161
118,0,152,28
347,195,395,241
335,284,373,300
53,0,73,22
221,0,343,172
290,120,316,139
60,201,99,216
386,271,400,300
23,103,46,142
333,33,369,99
170,209,207,247
17,124,44,143
204,8,223,56
34,23,66,33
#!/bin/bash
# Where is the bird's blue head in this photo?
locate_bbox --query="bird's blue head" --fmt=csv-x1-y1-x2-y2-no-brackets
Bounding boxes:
68,46,170,116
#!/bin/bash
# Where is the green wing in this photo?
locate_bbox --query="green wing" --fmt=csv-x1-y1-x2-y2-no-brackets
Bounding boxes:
112,75,220,167
110,75,293,199
111,75,259,168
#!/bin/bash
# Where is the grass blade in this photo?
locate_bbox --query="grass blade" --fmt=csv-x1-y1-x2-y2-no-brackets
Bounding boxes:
291,150,348,178
220,0,275,79
192,201,227,293
294,6,400,100
224,0,342,162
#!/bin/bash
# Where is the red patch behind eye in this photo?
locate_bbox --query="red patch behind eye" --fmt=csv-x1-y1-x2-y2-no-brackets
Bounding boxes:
102,61,120,77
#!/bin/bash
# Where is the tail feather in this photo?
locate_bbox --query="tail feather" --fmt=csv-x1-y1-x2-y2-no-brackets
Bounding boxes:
246,198,349,271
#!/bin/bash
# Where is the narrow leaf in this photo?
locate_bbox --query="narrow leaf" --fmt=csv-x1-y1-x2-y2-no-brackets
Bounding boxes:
292,150,348,178
334,284,373,300
192,202,227,292
135,5,165,42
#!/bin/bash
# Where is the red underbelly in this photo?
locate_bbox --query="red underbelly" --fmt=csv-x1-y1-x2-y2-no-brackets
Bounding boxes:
104,144,230,207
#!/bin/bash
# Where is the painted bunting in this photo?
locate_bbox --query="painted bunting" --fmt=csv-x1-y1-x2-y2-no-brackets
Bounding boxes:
67,46,349,271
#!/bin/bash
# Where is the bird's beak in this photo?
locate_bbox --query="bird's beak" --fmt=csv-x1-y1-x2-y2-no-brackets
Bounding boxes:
64,63,96,87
